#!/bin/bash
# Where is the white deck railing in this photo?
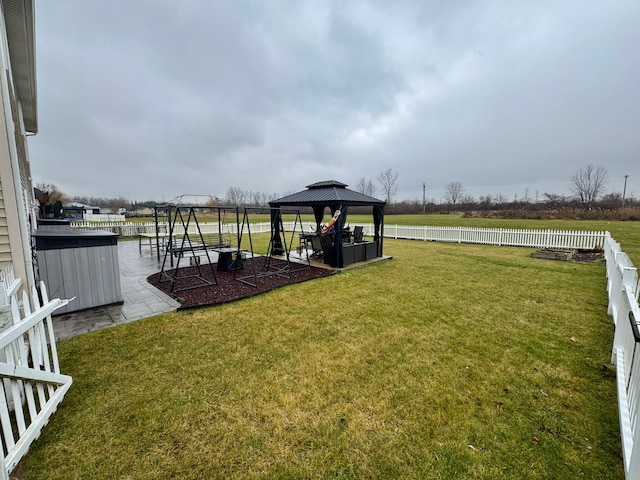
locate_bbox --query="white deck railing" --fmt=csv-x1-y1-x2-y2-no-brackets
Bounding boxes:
0,265,21,329
0,282,71,480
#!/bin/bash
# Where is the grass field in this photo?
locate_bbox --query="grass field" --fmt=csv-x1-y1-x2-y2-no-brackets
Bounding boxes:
18,226,627,479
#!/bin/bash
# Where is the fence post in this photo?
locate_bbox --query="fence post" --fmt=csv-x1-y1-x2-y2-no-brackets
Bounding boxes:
612,268,639,364
0,455,7,480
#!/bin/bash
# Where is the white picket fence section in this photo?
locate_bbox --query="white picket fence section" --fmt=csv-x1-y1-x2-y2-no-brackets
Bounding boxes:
83,213,125,223
606,232,640,479
70,221,268,237
378,224,605,249
71,221,606,251
0,282,71,480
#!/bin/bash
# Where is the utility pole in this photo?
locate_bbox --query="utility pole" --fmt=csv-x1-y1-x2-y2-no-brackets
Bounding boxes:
622,175,629,207
422,183,426,213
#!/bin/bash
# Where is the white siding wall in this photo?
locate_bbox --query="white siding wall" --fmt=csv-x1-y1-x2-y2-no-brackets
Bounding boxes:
0,3,34,290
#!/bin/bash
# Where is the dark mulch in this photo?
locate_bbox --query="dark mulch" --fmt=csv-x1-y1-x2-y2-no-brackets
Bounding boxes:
573,249,605,264
147,257,335,309
531,248,605,264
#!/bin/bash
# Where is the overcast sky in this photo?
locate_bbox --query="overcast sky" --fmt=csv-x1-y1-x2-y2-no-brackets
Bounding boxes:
29,0,640,204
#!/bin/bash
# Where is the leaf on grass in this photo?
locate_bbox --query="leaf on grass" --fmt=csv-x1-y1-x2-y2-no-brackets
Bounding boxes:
570,336,578,342
532,436,539,444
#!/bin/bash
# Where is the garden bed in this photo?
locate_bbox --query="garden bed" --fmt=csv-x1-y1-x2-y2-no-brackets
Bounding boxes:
531,248,604,263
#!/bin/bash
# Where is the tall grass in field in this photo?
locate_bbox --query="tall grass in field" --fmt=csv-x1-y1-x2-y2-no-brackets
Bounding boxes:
20,237,623,479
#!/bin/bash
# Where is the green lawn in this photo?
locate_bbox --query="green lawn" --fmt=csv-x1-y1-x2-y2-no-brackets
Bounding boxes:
20,234,624,479
378,214,639,267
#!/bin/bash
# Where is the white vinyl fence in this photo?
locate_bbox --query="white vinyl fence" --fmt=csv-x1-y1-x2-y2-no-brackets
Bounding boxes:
606,233,640,479
378,224,606,249
0,280,71,480
72,221,607,250
70,221,270,237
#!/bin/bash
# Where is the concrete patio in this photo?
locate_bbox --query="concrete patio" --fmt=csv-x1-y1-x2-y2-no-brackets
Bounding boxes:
52,240,179,341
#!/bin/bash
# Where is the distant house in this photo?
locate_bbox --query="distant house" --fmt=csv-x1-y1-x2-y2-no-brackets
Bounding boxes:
135,207,155,216
62,202,101,219
0,0,38,293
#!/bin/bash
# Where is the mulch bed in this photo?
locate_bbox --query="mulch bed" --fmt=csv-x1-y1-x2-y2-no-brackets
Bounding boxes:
531,248,604,264
572,249,605,263
147,257,335,310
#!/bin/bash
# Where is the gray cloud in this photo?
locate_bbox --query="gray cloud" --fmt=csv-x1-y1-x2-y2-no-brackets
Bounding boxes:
29,0,640,203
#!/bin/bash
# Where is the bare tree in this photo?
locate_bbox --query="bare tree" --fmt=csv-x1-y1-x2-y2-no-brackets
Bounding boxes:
108,196,131,213
570,165,607,207
543,192,569,209
444,182,465,205
366,179,376,197
479,194,493,208
356,177,376,196
225,186,244,205
251,190,262,206
35,181,67,205
376,169,399,204
204,196,220,207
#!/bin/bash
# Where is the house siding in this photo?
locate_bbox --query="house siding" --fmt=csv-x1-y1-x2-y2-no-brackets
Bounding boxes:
0,183,11,265
0,2,33,288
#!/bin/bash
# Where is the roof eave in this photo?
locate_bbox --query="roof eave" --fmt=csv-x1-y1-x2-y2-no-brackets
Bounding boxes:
3,0,37,134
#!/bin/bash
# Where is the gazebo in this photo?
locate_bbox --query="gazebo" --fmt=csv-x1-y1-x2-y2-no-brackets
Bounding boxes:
269,180,386,268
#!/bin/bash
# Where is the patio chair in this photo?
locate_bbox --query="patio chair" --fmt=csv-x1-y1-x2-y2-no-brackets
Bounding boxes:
353,226,364,243
341,227,352,243
309,234,323,259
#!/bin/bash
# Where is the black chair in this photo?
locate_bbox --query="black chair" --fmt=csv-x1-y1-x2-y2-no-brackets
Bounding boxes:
309,235,323,259
353,226,364,243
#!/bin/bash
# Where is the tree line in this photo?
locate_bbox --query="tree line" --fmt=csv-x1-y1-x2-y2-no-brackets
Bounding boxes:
36,164,636,216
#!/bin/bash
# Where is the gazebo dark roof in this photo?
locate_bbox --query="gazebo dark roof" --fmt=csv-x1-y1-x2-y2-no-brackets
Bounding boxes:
269,180,385,207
